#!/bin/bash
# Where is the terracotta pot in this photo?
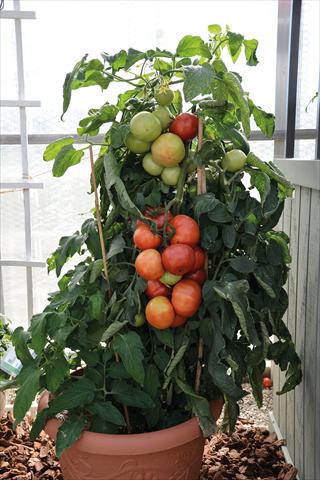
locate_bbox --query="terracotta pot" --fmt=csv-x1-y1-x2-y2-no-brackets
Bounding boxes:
38,391,223,480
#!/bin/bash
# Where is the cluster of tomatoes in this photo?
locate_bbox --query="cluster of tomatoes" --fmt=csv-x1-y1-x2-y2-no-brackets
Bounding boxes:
134,210,206,330
126,85,198,187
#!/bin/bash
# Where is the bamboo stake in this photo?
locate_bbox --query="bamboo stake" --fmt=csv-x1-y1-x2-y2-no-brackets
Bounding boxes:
89,146,132,433
195,118,206,395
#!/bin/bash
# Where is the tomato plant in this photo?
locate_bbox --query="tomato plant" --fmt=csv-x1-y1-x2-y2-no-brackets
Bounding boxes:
8,23,302,460
169,113,198,141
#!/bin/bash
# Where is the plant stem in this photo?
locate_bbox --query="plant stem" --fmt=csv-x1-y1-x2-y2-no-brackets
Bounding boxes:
89,146,111,297
89,145,132,434
195,117,206,395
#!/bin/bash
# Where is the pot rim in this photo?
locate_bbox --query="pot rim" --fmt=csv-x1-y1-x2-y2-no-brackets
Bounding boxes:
39,391,223,456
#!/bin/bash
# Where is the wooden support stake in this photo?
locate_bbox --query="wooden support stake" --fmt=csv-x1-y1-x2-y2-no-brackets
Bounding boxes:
89,146,132,434
195,118,206,395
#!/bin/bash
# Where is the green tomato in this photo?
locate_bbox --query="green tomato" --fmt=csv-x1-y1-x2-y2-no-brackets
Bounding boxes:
130,111,162,142
222,149,247,172
161,165,181,186
142,153,163,176
152,106,172,130
160,272,182,286
155,87,174,106
126,133,151,154
134,313,146,327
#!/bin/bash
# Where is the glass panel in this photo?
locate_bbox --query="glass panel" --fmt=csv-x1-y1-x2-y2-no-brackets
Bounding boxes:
18,0,278,134
0,145,22,180
294,139,316,160
0,189,26,261
0,19,18,99
249,141,274,162
0,107,20,134
295,0,319,131
1,267,28,330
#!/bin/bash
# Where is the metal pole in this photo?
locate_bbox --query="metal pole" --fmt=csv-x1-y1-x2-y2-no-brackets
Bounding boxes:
285,0,302,158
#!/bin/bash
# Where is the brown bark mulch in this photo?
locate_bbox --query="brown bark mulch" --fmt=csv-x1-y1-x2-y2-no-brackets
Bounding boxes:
200,418,298,480
0,413,297,480
0,412,62,479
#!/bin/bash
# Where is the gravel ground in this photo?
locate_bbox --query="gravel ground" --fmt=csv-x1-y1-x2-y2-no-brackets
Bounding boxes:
237,383,273,428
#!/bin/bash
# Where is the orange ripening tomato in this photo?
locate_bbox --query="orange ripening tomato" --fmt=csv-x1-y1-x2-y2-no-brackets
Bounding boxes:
145,296,175,329
169,215,200,247
135,249,164,281
145,280,171,299
171,314,188,327
172,279,202,317
162,244,195,276
191,246,205,272
185,269,207,286
133,224,161,250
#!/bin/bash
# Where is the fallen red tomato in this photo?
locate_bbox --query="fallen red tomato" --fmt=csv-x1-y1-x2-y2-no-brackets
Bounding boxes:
262,377,273,389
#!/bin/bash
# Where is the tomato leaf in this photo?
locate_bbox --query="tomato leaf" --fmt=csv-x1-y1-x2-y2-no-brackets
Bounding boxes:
175,377,216,437
223,71,250,138
252,104,275,137
14,364,41,423
227,32,244,63
61,54,88,120
176,35,211,59
47,231,85,276
229,256,256,273
87,402,126,426
48,378,96,414
43,137,74,161
183,64,215,102
52,145,84,177
56,415,86,458
113,331,145,386
110,380,155,408
46,355,69,392
243,39,259,66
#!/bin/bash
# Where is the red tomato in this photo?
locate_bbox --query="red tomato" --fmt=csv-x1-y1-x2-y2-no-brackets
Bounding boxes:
133,224,161,250
262,377,273,389
185,269,207,286
145,296,175,329
162,244,195,276
135,249,164,281
172,279,202,317
191,246,206,272
137,208,173,230
171,314,188,327
145,280,171,299
169,215,200,247
169,113,198,142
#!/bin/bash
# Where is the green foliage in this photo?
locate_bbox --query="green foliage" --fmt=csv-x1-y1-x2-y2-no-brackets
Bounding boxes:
6,22,302,459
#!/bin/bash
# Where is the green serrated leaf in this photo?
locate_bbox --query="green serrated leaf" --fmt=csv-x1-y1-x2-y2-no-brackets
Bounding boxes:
243,39,259,66
227,32,244,63
183,64,215,102
223,71,250,138
12,327,33,364
43,137,74,161
56,415,86,458
101,320,128,342
48,378,95,414
46,355,69,392
88,401,125,426
52,145,84,177
176,35,211,59
113,331,145,385
229,256,256,273
111,380,154,408
14,364,41,423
